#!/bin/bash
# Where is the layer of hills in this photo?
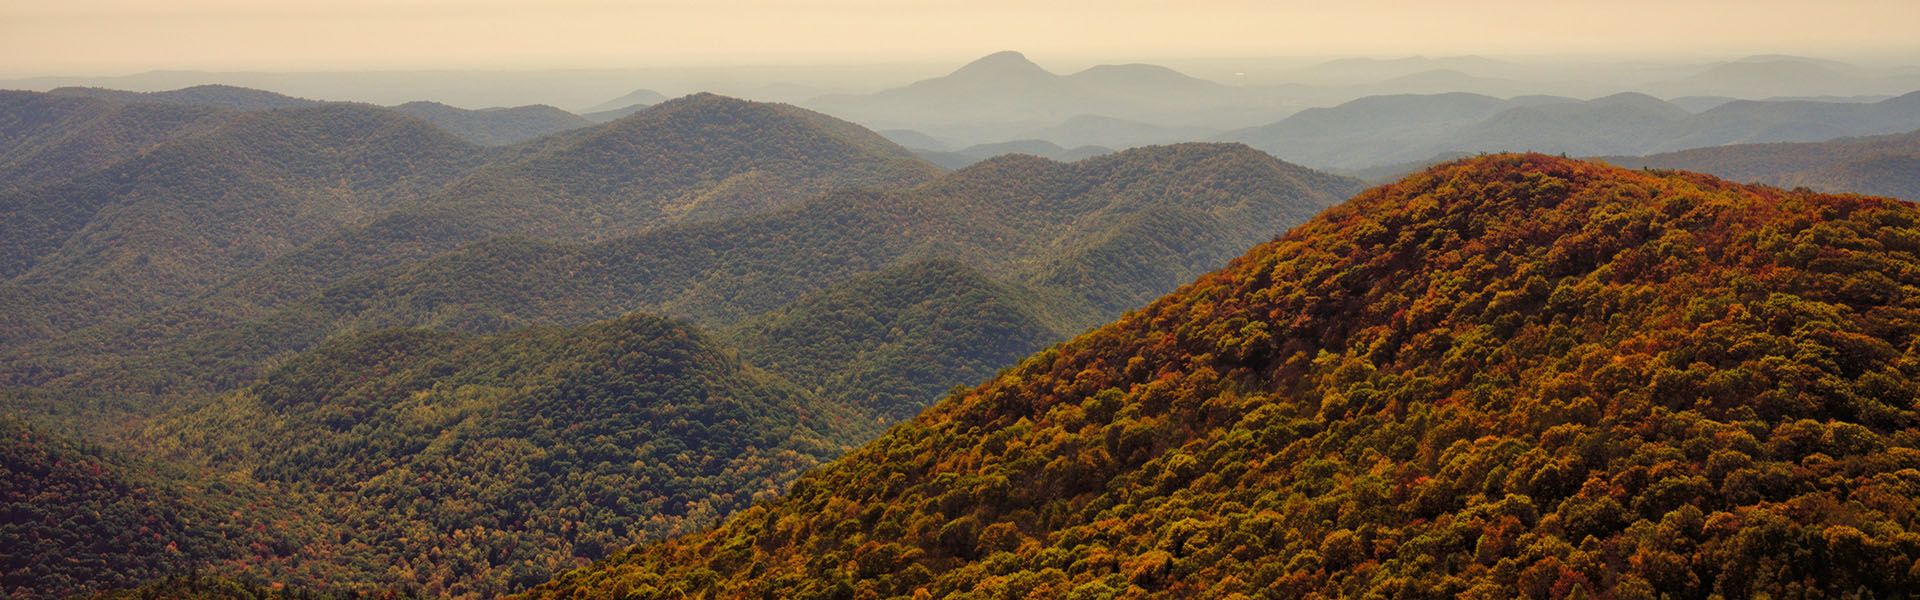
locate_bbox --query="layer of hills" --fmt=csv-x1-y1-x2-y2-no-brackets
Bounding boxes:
42,85,604,146
905,139,1116,169
0,87,1358,597
536,154,1920,598
1606,128,1920,201
0,90,938,354
806,51,1287,146
3,141,1355,423
1219,90,1920,170
780,52,1920,163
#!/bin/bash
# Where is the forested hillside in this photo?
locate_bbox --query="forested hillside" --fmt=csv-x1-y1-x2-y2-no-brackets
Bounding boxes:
0,92,229,192
0,418,318,599
128,314,868,597
0,102,489,349
535,155,1920,599
2,144,1354,421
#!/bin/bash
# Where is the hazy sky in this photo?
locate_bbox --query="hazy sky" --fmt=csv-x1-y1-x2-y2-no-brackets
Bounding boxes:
4,0,1918,75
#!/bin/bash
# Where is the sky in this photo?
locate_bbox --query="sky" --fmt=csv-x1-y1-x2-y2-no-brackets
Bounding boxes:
3,0,1919,76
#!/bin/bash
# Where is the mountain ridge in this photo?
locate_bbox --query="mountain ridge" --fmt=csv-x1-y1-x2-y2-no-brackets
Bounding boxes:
533,154,1920,598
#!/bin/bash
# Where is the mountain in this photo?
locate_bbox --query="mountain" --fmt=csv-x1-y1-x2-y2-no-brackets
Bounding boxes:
877,128,950,151
1670,91,1920,149
390,101,593,145
534,154,1920,598
913,139,1114,169
1223,91,1920,170
580,104,650,123
191,93,944,310
582,88,667,113
398,93,942,238
1448,92,1693,156
1217,92,1527,167
1652,57,1891,99
45,85,318,111
0,92,940,361
0,101,487,348
1,144,1355,420
131,313,868,596
1605,128,1920,200
805,51,1284,144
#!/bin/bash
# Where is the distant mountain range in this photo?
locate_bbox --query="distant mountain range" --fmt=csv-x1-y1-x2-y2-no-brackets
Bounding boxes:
908,139,1115,169
1220,90,1920,170
391,101,593,145
1605,128,1920,200
781,52,1920,167
583,88,667,113
804,51,1291,145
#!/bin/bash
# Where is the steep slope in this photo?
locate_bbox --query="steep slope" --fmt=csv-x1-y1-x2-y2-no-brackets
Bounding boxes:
534,155,1920,599
391,101,594,145
1607,129,1920,200
0,418,315,599
142,314,868,597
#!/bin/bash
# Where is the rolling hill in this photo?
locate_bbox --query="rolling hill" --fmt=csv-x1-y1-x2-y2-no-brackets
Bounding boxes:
1,143,1356,423
0,101,489,347
0,92,941,357
533,154,1920,599
0,91,231,192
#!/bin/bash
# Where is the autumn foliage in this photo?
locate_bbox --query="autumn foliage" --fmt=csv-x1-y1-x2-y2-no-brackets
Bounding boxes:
532,154,1920,599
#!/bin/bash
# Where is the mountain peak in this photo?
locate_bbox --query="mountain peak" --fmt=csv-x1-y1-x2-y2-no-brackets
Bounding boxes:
949,50,1052,79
